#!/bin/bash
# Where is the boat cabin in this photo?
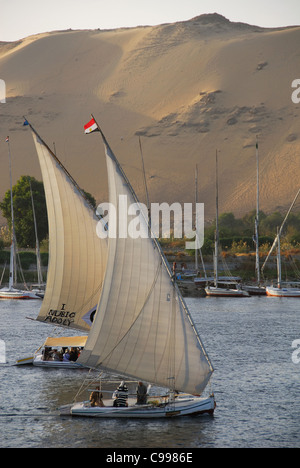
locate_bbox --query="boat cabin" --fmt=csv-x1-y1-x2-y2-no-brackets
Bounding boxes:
15,336,89,368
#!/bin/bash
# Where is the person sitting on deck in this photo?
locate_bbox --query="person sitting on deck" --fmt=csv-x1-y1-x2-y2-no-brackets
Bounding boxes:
69,347,78,362
42,347,51,361
63,349,71,362
51,349,60,361
90,386,105,407
113,382,128,407
136,381,147,405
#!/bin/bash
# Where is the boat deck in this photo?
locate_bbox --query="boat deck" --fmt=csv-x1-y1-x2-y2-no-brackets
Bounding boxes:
61,395,216,419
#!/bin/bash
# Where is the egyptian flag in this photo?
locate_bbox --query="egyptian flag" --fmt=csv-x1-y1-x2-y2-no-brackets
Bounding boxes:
84,117,99,134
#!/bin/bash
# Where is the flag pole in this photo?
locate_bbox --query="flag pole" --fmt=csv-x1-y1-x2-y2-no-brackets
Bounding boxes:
23,116,98,214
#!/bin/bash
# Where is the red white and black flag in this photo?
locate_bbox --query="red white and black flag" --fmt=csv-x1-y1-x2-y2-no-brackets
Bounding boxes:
84,118,99,134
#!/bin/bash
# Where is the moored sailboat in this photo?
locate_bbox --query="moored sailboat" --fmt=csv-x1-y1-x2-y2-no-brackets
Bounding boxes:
205,150,249,298
242,139,266,295
266,228,300,297
262,188,300,298
266,285,300,297
61,117,215,418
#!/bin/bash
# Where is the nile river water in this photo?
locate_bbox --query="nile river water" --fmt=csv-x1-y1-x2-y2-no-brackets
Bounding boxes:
0,296,299,448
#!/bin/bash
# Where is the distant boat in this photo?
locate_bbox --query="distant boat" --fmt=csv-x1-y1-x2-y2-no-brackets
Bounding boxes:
242,139,266,296
61,116,215,418
0,286,39,300
242,284,266,296
205,151,249,298
266,285,300,298
262,188,300,298
0,137,39,300
266,228,300,297
205,287,248,297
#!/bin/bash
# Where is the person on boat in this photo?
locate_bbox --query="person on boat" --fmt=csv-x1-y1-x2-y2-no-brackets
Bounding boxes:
51,349,60,361
69,347,78,362
63,349,71,362
90,386,105,407
136,381,147,405
42,347,51,361
113,382,128,407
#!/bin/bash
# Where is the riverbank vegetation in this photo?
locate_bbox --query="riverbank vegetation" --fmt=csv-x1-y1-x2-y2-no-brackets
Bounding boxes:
1,175,300,284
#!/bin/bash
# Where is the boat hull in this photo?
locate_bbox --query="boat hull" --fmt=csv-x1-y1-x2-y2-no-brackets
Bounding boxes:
15,356,34,366
205,287,249,297
0,287,40,300
266,286,300,297
62,395,216,419
32,354,89,369
242,285,266,296
0,291,40,301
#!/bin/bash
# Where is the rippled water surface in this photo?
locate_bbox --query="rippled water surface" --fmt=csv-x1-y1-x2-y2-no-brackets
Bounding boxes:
0,296,299,448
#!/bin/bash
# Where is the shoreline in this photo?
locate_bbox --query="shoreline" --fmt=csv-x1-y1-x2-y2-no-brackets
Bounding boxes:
1,248,299,297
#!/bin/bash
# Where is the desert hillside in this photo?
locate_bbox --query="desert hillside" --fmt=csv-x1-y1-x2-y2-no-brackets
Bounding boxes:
0,13,300,226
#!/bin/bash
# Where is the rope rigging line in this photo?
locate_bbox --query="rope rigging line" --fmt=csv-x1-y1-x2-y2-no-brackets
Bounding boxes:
97,258,163,368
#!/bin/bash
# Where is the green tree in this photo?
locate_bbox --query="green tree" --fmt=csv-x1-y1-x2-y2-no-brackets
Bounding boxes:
260,211,284,236
0,176,48,248
242,209,267,236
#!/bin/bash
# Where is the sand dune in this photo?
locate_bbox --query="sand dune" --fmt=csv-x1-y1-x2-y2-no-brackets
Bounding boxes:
0,13,300,226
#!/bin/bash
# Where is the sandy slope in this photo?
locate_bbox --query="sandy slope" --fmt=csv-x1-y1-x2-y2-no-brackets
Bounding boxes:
0,13,300,226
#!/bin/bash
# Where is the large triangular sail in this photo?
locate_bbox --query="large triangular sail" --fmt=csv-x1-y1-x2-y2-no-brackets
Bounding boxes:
79,118,213,395
28,121,107,331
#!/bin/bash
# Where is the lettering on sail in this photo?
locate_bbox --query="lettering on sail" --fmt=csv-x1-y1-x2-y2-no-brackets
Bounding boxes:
44,303,76,327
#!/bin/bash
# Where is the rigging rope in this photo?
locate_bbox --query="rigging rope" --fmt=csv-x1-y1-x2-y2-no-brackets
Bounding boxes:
97,258,163,368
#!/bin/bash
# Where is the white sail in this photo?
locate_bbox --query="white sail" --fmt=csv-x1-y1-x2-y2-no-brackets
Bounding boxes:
79,122,213,395
30,125,107,331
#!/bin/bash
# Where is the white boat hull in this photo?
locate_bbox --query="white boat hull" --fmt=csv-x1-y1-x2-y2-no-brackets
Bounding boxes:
62,395,216,419
32,354,89,369
205,286,249,297
266,286,300,297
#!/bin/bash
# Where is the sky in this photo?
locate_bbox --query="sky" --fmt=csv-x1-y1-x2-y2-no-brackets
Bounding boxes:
0,0,300,42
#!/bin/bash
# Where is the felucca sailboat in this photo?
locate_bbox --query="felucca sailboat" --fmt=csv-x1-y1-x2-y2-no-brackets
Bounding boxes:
265,228,300,297
16,121,108,367
263,187,300,297
62,116,215,418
